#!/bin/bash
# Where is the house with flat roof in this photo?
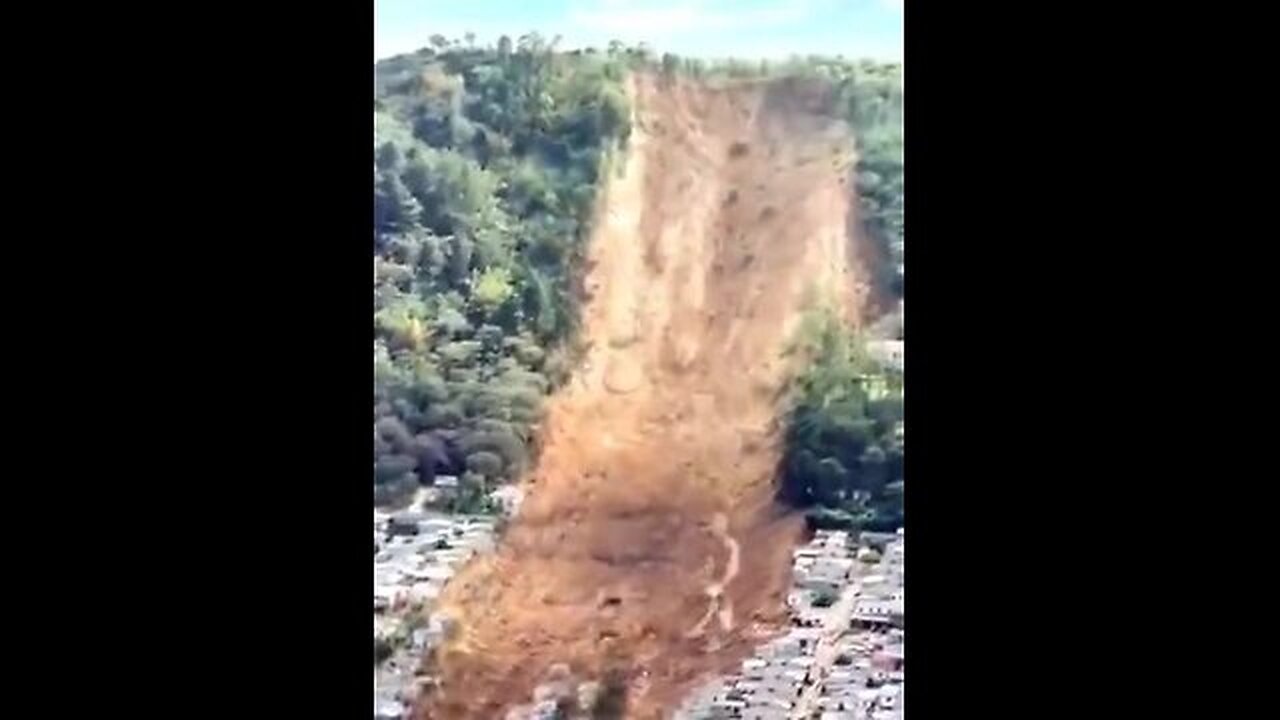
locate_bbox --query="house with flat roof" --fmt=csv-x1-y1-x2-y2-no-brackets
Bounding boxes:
852,598,904,629
859,532,897,550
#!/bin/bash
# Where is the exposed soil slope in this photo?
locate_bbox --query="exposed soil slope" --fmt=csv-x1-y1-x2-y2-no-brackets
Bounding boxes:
422,72,876,719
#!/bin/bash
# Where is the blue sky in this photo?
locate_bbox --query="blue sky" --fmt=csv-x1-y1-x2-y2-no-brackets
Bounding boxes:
375,0,902,62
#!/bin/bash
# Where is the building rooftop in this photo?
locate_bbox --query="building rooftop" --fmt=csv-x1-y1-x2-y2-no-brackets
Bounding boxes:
374,698,405,719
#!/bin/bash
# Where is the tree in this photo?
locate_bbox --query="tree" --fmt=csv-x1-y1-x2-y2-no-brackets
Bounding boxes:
779,309,903,527
373,39,674,507
461,421,527,471
858,445,889,495
374,170,421,234
465,450,504,479
661,53,680,77
375,417,415,451
448,471,492,514
598,86,630,141
412,432,451,481
375,454,418,483
471,266,515,315
592,667,629,719
375,298,430,350
376,142,402,170
422,402,465,430
374,637,395,665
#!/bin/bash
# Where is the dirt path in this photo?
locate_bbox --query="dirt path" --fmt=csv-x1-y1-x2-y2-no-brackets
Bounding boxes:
421,73,878,719
684,513,741,641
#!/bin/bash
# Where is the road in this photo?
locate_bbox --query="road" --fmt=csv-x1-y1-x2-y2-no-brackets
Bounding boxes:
790,580,860,719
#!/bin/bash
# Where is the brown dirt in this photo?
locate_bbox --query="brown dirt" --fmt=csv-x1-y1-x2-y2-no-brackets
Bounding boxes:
419,73,877,719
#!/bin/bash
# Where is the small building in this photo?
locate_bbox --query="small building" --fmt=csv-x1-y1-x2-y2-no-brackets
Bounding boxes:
457,533,496,554
711,699,746,714
852,598,904,629
788,656,815,670
374,584,398,605
813,529,850,546
873,643,904,671
407,582,442,604
410,627,430,651
859,532,897,550
743,708,790,720
742,708,789,720
489,485,524,515
860,575,889,592
426,612,458,644
866,340,904,370
783,668,809,685
813,557,855,574
530,700,560,720
794,608,825,628
387,513,423,536
374,698,405,720
420,517,456,533
799,576,842,595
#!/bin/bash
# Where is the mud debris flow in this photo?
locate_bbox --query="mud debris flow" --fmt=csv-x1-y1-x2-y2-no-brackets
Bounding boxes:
421,72,877,719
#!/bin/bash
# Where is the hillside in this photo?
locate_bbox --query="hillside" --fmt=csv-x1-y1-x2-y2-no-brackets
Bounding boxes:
373,37,632,513
373,38,903,720
423,71,879,719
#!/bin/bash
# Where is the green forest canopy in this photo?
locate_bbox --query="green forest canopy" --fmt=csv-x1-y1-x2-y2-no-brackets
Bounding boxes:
780,308,904,532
